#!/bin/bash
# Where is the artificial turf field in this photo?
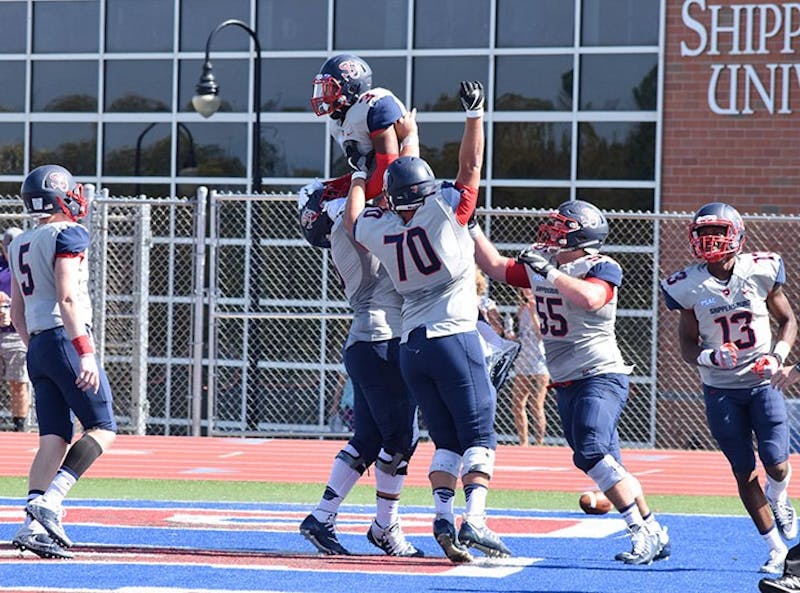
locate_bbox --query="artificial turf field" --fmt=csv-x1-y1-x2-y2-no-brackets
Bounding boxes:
0,432,795,593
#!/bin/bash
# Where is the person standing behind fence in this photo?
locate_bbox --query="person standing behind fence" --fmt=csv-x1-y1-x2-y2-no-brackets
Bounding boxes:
471,199,670,565
345,81,513,563
661,202,797,575
8,164,117,560
296,110,422,557
0,227,30,432
507,288,550,446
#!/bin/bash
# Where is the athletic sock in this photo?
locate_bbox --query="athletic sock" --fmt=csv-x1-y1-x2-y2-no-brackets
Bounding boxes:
463,483,488,526
433,487,455,524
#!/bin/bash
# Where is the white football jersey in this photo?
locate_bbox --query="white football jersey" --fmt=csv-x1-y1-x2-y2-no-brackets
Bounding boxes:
661,252,784,389
354,185,477,342
326,199,402,348
329,87,406,159
524,253,632,383
8,221,93,335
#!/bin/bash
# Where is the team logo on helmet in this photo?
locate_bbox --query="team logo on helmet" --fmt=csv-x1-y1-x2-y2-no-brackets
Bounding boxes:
338,60,364,81
578,209,603,229
47,171,70,193
300,207,320,230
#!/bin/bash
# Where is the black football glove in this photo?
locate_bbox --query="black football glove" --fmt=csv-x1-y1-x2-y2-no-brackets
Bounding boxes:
459,80,485,113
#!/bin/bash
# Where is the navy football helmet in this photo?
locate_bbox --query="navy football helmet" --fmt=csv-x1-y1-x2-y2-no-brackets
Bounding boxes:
21,164,86,221
383,156,438,212
297,181,334,249
689,202,745,263
537,200,608,253
311,54,372,118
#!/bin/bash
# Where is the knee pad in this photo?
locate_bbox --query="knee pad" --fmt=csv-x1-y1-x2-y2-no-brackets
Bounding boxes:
335,445,368,475
461,446,495,480
375,449,409,477
586,454,628,492
429,448,462,479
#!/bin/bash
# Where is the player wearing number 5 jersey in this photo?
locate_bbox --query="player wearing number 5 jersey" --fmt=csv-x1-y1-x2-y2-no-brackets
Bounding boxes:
8,164,116,560
344,81,511,563
661,202,797,575
472,198,669,565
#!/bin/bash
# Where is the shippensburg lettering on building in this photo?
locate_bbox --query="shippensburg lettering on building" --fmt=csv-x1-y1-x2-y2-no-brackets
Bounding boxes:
681,0,800,114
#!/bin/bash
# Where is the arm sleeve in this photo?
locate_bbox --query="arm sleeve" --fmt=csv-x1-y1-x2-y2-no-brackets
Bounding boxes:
505,260,532,288
441,182,479,226
55,225,90,258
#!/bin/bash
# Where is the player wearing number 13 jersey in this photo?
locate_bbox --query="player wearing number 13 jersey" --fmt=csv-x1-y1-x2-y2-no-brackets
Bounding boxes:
660,202,797,575
472,198,669,565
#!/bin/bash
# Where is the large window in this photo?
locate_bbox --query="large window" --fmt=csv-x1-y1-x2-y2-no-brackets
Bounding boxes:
5,0,661,208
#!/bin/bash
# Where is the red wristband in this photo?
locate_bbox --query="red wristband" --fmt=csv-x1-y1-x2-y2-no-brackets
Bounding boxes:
71,335,94,356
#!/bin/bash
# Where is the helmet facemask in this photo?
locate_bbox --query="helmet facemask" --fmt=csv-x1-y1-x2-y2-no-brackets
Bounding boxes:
690,222,744,263
311,74,346,117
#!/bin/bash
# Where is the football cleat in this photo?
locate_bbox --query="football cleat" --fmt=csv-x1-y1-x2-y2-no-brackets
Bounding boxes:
26,497,72,548
761,548,788,574
760,573,800,592
767,493,798,540
458,518,512,558
299,513,351,555
366,520,424,557
433,517,473,563
12,525,73,559
616,523,671,562
616,522,660,565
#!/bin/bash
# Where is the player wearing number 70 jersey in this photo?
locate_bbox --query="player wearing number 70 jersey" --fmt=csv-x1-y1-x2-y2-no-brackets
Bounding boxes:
472,198,669,565
344,81,512,563
660,201,798,575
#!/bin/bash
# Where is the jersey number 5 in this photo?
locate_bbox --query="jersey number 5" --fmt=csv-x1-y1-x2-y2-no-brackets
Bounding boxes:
17,243,34,296
384,228,442,282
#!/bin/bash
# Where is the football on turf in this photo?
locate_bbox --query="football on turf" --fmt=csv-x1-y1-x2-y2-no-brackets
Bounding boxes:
579,490,612,515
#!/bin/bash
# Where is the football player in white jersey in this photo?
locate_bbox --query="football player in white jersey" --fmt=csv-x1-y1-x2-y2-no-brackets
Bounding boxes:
307,53,409,204
472,199,670,565
661,202,797,575
8,164,116,559
296,112,423,558
344,81,512,563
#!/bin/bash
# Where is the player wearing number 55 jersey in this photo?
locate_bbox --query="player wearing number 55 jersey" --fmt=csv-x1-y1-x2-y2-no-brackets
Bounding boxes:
472,198,669,565
661,202,797,575
344,82,511,563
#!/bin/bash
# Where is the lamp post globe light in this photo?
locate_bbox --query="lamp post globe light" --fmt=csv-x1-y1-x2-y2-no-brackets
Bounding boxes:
192,19,262,193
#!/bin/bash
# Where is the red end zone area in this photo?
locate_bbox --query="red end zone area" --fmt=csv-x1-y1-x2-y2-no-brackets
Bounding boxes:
0,431,786,497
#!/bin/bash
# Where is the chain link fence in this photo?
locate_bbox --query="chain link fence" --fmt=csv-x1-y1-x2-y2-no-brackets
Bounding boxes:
3,190,800,452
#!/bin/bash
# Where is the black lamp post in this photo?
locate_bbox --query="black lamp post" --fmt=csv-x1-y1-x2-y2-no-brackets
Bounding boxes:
134,123,197,196
192,19,262,193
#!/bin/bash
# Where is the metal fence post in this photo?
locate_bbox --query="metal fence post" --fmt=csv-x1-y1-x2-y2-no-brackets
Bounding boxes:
191,187,208,436
131,204,151,435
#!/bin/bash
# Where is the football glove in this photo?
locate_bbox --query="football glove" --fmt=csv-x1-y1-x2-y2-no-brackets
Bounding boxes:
752,354,781,379
517,246,556,278
697,342,738,369
459,80,485,116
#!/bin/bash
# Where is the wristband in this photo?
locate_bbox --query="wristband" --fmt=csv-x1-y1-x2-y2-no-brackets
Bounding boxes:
697,349,715,367
351,171,367,181
772,340,791,366
71,335,94,357
545,268,562,283
400,134,419,148
465,108,484,119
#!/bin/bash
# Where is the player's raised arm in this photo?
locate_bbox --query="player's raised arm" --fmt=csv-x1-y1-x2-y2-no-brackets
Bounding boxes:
455,81,485,192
